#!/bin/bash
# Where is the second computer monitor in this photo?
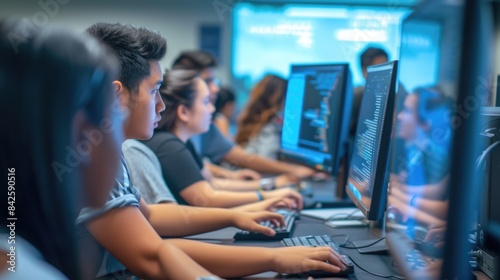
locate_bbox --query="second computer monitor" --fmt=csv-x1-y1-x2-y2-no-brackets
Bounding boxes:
280,63,352,175
345,61,398,221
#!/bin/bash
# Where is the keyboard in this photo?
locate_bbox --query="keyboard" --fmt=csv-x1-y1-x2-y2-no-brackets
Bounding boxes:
233,212,296,241
405,249,427,271
281,235,355,277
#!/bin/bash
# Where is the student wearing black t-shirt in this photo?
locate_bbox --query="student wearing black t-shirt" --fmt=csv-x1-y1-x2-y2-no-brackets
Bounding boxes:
144,69,305,209
172,50,318,180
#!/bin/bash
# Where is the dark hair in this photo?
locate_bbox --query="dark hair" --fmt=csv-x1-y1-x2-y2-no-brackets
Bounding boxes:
157,69,200,132
86,22,166,93
171,50,217,72
236,74,287,145
214,87,235,114
0,20,117,279
359,46,389,69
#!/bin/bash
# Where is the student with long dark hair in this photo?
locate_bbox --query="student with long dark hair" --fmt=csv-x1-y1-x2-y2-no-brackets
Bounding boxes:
236,74,288,160
0,19,121,279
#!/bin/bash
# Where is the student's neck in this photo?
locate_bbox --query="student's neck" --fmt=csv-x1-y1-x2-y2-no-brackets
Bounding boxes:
171,127,192,143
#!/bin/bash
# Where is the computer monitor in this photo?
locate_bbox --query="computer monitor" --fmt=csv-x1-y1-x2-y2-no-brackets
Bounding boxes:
345,61,398,222
280,63,352,175
385,0,493,278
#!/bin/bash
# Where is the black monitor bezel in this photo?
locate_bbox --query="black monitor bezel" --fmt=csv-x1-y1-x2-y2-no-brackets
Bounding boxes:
279,63,352,175
344,60,398,221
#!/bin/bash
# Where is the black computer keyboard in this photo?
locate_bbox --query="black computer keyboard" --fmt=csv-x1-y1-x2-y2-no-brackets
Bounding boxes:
233,212,296,241
281,235,355,277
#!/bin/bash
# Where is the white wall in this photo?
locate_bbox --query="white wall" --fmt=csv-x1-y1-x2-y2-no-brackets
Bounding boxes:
0,0,233,83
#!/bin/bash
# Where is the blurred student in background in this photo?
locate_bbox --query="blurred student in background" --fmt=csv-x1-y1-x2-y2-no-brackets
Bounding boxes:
351,46,389,138
236,74,287,160
172,50,316,182
0,19,121,279
213,86,236,138
388,87,453,228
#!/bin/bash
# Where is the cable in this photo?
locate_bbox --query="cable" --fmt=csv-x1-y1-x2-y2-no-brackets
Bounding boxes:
347,254,406,279
326,210,364,221
340,237,386,249
330,234,350,246
475,140,500,171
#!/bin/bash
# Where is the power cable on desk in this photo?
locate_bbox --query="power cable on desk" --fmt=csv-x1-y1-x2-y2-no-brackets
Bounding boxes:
330,234,350,246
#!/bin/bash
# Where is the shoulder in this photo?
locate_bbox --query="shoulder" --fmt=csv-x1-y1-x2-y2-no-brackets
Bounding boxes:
143,132,184,151
76,159,141,225
122,139,155,158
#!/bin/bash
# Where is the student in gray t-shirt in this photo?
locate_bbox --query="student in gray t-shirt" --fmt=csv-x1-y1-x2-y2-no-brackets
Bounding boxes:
122,139,177,204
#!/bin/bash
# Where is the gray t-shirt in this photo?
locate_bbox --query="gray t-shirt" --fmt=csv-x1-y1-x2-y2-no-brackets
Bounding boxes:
190,123,234,164
76,157,141,278
122,140,177,204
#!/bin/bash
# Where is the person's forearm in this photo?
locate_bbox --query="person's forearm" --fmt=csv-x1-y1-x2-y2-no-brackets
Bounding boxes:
158,241,216,280
181,184,261,208
414,199,448,220
168,239,274,278
211,178,260,191
224,146,294,174
148,204,238,236
206,162,233,178
410,205,447,227
232,200,271,212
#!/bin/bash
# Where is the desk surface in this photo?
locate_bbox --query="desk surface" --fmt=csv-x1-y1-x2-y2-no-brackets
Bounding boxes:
187,215,402,279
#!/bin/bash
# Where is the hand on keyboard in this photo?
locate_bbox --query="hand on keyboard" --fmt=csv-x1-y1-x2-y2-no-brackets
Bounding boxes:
261,188,303,210
281,235,355,276
233,211,286,237
270,246,347,275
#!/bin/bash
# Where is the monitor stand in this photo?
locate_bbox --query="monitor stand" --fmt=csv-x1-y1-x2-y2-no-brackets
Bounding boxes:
351,219,388,254
351,239,388,254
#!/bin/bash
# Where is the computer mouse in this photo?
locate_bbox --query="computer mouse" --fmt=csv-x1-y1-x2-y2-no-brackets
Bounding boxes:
302,197,319,209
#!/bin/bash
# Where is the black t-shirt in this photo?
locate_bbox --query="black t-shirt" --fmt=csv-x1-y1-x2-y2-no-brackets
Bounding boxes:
141,132,204,205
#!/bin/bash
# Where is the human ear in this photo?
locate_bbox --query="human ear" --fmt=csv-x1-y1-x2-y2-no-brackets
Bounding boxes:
112,80,131,121
177,104,190,123
113,80,130,108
